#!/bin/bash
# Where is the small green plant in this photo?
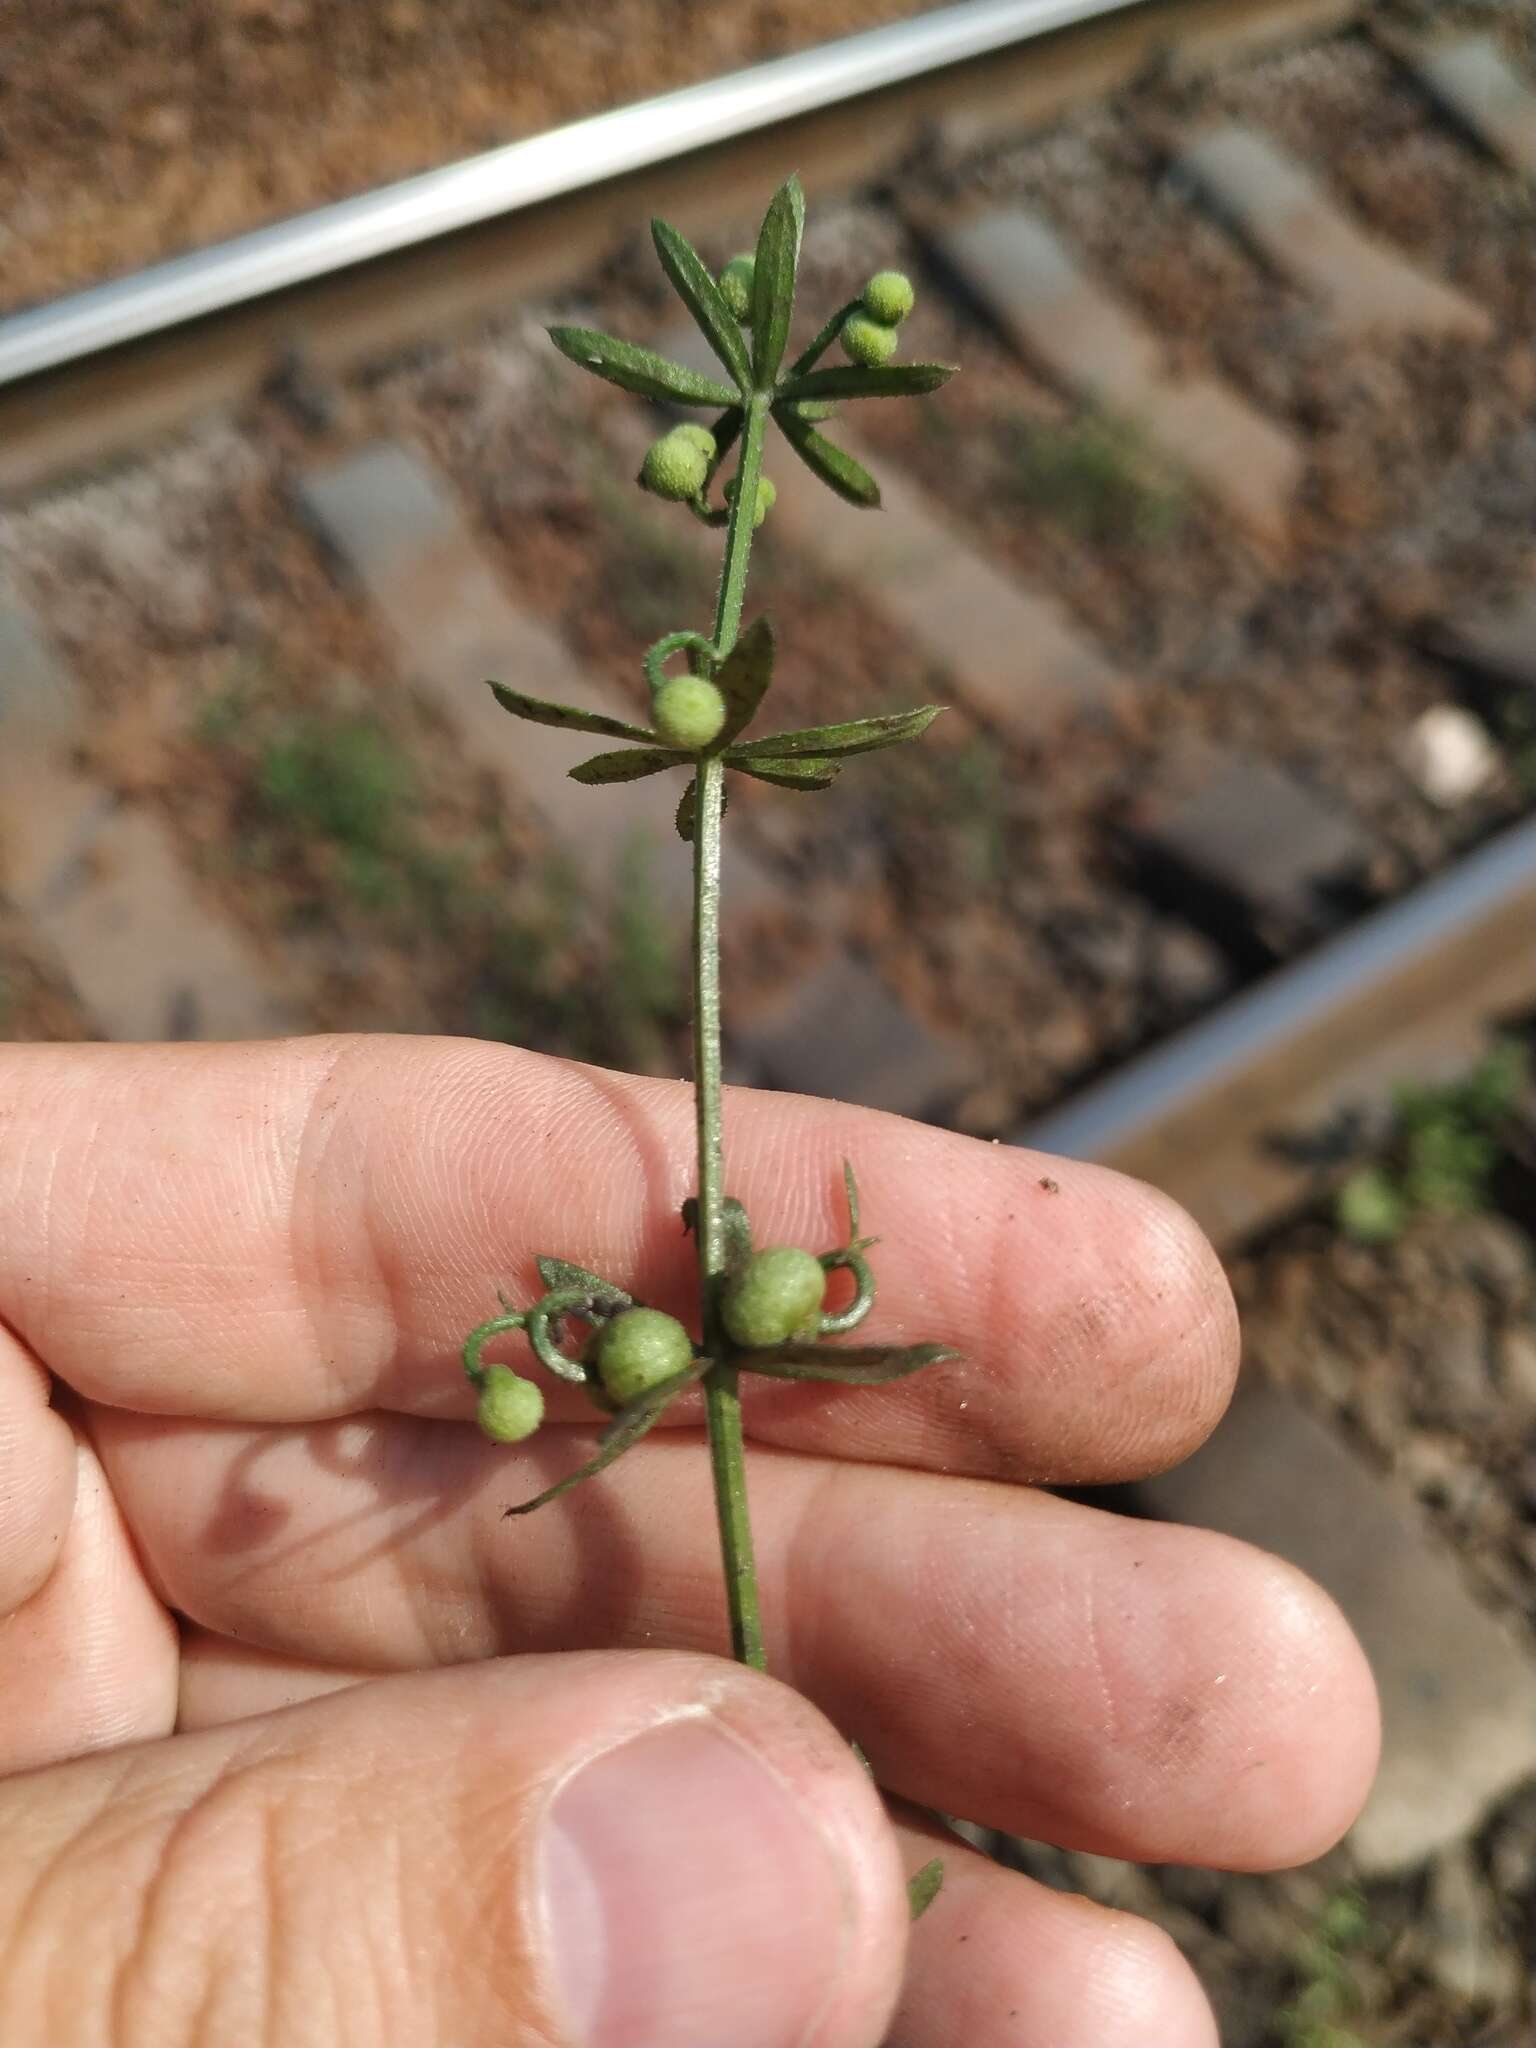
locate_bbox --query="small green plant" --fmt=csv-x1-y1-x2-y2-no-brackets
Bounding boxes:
259,713,418,911
607,837,685,1071
458,176,959,1917
1000,407,1188,546
1275,1887,1372,2048
1336,1039,1529,1244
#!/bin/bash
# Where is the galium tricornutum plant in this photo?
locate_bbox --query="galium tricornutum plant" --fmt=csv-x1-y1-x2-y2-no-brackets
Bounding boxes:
461,175,957,1915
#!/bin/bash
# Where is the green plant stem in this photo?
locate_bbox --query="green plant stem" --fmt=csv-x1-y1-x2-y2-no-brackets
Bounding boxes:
696,391,770,1670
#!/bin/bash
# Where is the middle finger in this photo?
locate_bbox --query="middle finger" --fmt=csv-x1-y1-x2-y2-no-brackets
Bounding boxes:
95,1404,1376,1869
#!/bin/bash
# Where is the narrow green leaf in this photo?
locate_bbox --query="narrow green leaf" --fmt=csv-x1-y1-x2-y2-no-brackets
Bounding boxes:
713,615,775,745
535,1256,633,1309
776,409,881,508
907,1860,945,1921
490,682,654,744
744,1342,959,1384
735,756,842,792
842,1159,860,1239
651,218,752,390
502,1360,708,1517
728,707,943,762
569,746,687,786
777,361,957,404
547,324,736,407
675,777,698,843
750,174,805,387
675,775,731,841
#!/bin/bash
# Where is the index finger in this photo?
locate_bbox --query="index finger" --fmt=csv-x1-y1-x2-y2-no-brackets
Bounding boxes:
0,1037,1236,1481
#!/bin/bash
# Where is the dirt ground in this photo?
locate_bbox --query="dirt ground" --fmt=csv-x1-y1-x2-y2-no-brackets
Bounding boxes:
0,0,936,313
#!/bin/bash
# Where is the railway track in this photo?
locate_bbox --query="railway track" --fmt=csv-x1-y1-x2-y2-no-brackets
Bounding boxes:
2,0,1533,1249
5,4,1536,2034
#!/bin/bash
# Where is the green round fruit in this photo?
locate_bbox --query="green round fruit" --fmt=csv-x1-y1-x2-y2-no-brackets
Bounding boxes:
597,1307,695,1405
722,1247,827,1350
475,1364,545,1444
653,675,727,751
718,253,756,320
640,430,709,502
840,312,898,368
862,270,915,325
725,472,776,530
674,423,718,458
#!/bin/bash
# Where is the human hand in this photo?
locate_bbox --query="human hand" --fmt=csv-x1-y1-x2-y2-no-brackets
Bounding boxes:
0,1036,1377,2046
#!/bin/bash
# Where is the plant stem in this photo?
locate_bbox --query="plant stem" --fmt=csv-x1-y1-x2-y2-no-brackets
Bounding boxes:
696,391,769,1670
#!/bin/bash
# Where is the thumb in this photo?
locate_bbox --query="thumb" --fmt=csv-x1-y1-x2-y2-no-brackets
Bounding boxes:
0,1650,908,2048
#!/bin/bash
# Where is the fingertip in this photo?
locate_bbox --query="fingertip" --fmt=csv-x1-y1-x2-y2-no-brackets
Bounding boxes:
893,1821,1219,2048
1077,1902,1222,2048
1223,1553,1381,1870
987,1159,1240,1483
1119,1176,1242,1467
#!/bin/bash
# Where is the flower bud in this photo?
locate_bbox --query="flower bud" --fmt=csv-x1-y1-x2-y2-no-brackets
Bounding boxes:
787,399,838,423
718,253,756,320
862,270,915,325
725,473,776,530
674,423,718,458
722,1247,827,1350
840,312,898,368
597,1306,695,1405
640,429,710,502
475,1364,545,1443
654,675,727,751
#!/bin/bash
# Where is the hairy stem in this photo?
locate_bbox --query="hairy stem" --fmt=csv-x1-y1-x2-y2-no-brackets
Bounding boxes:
696,391,770,1670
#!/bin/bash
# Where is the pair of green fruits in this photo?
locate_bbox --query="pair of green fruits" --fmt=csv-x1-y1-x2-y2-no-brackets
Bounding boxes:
475,1245,828,1442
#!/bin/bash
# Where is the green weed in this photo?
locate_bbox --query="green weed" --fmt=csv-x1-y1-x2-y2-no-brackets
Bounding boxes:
999,409,1188,547
1336,1040,1529,1244
1275,1889,1371,2048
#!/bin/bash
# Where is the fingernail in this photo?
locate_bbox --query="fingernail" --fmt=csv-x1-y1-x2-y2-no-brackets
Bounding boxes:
542,1713,852,2048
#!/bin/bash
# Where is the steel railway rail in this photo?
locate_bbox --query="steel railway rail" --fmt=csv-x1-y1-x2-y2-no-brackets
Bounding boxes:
0,0,1350,491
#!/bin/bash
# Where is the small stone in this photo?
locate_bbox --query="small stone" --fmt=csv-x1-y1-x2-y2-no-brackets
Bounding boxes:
1220,1878,1308,1966
1485,1782,1536,1898
1396,706,1500,808
135,103,192,147
1150,922,1230,1009
1396,1429,1482,1510
1420,1299,1498,1430
1452,1214,1535,1306
1495,1326,1536,1413
1422,1843,1524,2010
1155,1862,1229,1917
1350,1366,1404,1464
